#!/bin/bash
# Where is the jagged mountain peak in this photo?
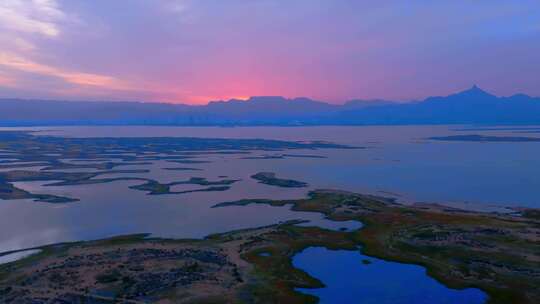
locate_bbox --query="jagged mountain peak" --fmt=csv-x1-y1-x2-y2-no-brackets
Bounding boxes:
454,85,495,98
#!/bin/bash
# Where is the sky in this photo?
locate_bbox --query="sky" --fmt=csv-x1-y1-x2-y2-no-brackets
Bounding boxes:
0,0,539,105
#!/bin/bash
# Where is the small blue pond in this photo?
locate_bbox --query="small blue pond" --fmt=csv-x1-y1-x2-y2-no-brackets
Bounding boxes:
293,247,487,304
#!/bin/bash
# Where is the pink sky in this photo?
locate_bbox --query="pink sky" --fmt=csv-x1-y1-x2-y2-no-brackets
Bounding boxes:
0,0,539,104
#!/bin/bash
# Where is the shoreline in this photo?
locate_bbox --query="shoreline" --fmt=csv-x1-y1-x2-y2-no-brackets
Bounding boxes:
2,189,538,303
0,186,534,257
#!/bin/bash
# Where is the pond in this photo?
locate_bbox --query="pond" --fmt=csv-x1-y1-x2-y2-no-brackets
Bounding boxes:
293,247,487,304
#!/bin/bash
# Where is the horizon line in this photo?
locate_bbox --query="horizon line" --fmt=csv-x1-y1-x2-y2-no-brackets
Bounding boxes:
0,85,536,106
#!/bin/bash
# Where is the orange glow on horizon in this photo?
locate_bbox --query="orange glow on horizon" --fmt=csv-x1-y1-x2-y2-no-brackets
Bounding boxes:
173,94,252,105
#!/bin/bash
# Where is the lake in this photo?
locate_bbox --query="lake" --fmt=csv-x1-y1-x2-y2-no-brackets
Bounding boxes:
1,125,539,253
30,125,540,205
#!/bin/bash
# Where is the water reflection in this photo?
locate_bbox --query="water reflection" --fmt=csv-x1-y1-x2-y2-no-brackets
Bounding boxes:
1,178,327,252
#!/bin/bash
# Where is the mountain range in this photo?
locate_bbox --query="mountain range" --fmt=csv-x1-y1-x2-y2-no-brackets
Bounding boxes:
1,86,539,126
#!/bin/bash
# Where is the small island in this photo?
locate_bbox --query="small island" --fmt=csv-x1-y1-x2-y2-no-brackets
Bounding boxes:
163,167,203,171
129,177,240,195
242,154,328,160
251,172,308,188
429,134,540,142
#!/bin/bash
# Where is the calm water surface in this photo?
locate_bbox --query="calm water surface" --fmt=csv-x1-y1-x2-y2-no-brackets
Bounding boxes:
32,125,540,207
1,125,539,253
293,247,487,304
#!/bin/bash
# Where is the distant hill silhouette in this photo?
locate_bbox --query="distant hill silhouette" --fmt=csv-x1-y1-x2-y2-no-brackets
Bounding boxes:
1,86,539,126
336,86,540,125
